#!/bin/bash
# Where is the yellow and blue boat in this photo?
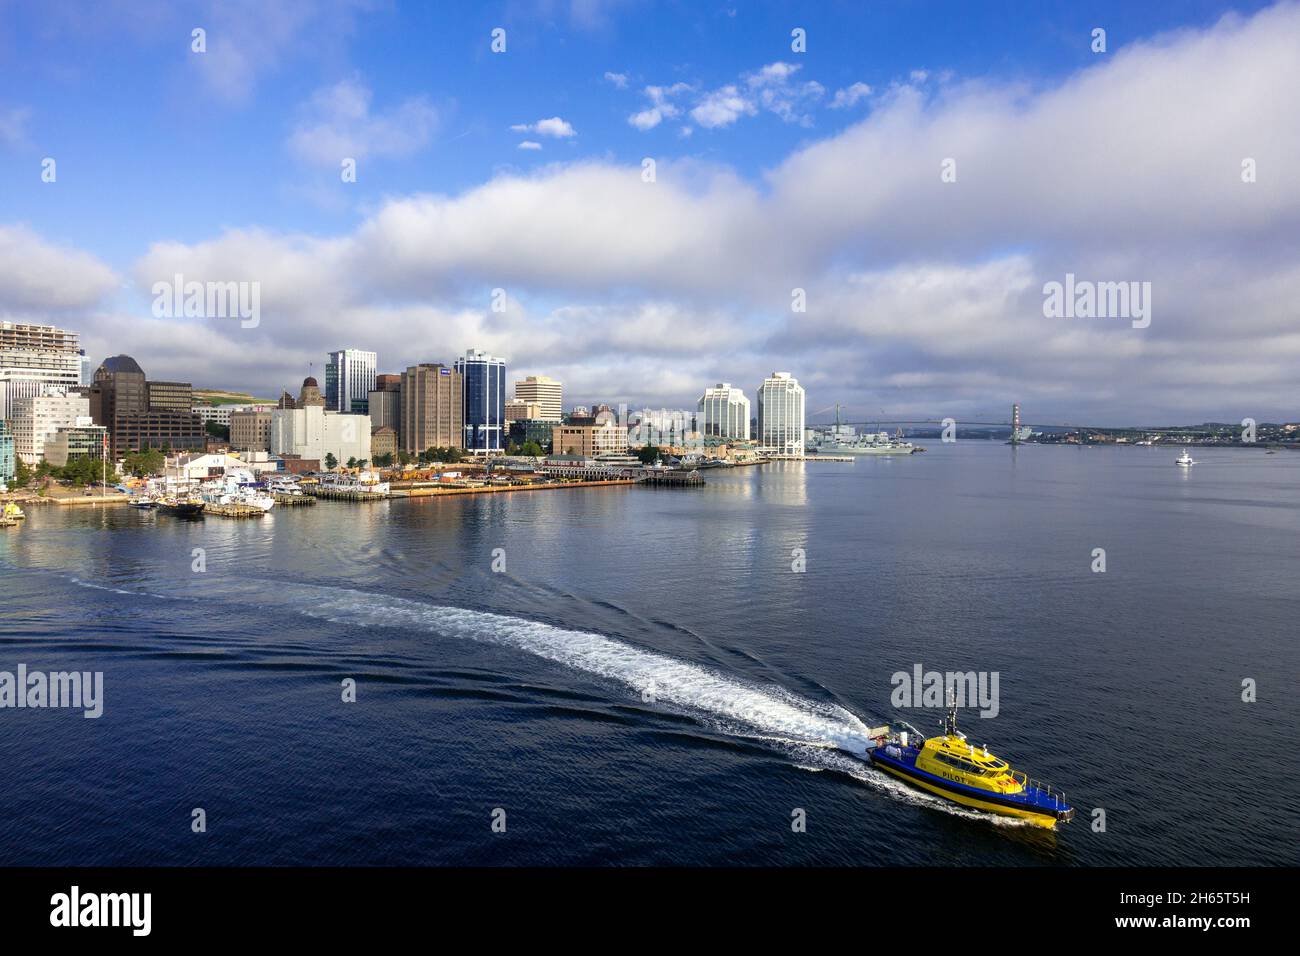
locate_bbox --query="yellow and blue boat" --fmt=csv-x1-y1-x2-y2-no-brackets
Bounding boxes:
868,696,1074,829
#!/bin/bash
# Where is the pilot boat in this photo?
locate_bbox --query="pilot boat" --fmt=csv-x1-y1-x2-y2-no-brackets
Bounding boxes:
867,694,1074,828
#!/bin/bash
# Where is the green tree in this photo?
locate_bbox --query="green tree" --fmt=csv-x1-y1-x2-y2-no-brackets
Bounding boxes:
636,445,661,465
122,447,165,478
205,420,230,441
324,453,338,471
346,457,358,469
520,441,544,457
13,458,34,487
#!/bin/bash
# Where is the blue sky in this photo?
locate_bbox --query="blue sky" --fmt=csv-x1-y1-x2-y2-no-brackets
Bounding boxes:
1,1,1296,422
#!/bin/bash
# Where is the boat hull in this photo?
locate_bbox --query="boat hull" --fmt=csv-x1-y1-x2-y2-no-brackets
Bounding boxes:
869,748,1072,829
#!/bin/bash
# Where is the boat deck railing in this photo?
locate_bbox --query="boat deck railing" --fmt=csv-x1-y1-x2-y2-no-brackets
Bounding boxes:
1010,770,1069,808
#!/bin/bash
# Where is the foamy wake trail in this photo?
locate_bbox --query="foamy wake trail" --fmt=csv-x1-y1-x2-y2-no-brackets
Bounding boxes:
284,585,1032,825
51,571,1028,825
269,583,877,754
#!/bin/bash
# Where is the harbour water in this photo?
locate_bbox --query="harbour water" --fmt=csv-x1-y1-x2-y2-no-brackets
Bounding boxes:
1,442,1297,866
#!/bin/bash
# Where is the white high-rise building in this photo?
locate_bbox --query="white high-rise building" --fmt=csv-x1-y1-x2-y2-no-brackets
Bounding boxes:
325,349,377,415
697,383,751,441
513,375,562,422
10,388,91,463
0,321,83,420
756,372,805,456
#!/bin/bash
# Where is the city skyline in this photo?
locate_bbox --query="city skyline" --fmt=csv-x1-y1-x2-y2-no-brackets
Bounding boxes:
2,2,1297,423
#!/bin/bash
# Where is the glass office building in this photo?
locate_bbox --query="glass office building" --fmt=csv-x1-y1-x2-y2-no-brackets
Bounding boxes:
325,349,377,415
454,349,506,454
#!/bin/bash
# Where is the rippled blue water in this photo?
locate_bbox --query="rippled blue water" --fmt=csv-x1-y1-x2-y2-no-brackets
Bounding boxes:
1,442,1296,865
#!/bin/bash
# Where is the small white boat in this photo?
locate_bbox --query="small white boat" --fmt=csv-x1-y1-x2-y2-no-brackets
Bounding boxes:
1176,451,1195,467
268,477,304,496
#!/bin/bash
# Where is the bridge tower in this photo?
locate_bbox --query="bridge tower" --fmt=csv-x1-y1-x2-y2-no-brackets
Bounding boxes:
1011,403,1022,444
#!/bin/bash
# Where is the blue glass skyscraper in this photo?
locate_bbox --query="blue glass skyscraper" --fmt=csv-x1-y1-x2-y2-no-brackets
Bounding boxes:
454,348,506,453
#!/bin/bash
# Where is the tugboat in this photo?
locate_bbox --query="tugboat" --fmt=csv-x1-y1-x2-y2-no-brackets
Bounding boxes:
868,693,1074,829
1176,450,1195,467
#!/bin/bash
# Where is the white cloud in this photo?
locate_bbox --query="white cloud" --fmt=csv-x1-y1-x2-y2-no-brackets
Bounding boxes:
510,116,577,138
829,82,872,109
603,71,629,89
690,85,755,129
744,61,824,125
189,0,371,105
518,141,543,150
0,225,118,312
287,79,439,165
627,83,690,131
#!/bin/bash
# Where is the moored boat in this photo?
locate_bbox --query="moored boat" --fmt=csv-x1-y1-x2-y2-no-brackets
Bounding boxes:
157,495,205,516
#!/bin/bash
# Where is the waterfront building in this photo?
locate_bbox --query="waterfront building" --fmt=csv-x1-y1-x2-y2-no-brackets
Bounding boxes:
756,372,806,455
0,421,14,481
42,422,108,468
112,412,208,456
10,389,91,464
551,416,628,457
230,409,273,452
0,321,84,420
631,408,701,449
456,349,506,454
513,375,562,422
325,349,377,414
368,379,402,434
192,403,273,427
371,425,398,459
86,355,206,456
164,451,280,483
698,383,751,441
269,378,371,465
400,363,462,454
508,419,554,452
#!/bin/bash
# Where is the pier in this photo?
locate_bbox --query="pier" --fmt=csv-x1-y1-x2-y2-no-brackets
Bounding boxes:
201,502,268,518
765,454,855,462
391,478,637,497
638,469,705,486
304,486,390,501
272,493,315,506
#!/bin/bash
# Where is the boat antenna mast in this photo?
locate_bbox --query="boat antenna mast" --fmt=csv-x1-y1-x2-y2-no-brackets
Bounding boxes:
943,685,959,737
